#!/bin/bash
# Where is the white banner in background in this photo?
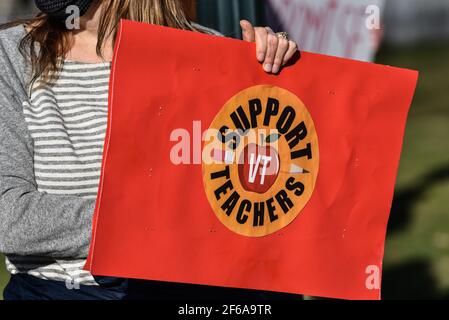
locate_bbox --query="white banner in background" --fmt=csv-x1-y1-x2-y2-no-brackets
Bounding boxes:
266,0,386,62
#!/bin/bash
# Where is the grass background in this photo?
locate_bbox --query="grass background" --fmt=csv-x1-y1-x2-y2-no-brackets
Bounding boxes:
1,44,448,300
377,43,449,299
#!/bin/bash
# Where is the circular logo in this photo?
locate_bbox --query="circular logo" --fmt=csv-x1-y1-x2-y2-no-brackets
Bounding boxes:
202,85,319,237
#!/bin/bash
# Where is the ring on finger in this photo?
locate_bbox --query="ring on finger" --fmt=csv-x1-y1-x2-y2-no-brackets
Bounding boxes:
276,32,289,41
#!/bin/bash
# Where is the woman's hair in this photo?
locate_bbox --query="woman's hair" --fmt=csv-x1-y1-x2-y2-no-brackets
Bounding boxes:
1,0,197,84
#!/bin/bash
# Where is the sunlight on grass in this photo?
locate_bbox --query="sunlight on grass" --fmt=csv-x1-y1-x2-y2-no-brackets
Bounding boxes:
377,43,449,299
0,257,9,300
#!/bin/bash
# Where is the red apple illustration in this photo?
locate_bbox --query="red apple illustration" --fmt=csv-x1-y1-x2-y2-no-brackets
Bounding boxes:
238,143,280,194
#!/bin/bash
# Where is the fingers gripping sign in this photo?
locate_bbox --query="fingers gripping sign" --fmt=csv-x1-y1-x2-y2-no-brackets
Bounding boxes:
240,20,299,74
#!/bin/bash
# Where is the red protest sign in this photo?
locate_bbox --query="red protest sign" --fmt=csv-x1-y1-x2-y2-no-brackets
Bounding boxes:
85,20,418,300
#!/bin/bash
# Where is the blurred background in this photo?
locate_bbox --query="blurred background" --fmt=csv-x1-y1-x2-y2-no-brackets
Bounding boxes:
0,0,448,300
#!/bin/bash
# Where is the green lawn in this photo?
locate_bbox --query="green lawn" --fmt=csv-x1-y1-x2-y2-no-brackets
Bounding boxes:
377,43,449,299
0,261,8,299
1,44,448,300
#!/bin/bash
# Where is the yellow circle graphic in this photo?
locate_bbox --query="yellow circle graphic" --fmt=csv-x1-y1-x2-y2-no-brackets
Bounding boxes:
202,85,319,237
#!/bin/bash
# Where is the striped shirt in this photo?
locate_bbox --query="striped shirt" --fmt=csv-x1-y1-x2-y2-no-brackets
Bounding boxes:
5,61,111,286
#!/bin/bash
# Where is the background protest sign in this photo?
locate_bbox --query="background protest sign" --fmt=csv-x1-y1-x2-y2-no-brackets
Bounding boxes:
265,0,386,62
85,20,418,300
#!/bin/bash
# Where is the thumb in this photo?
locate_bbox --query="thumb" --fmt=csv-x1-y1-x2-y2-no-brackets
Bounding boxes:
240,20,256,42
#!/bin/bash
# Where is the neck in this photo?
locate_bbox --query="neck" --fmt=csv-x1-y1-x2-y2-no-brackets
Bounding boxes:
66,1,114,63
79,1,103,36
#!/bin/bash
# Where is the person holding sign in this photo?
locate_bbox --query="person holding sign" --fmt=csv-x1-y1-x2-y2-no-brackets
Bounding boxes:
0,0,299,300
